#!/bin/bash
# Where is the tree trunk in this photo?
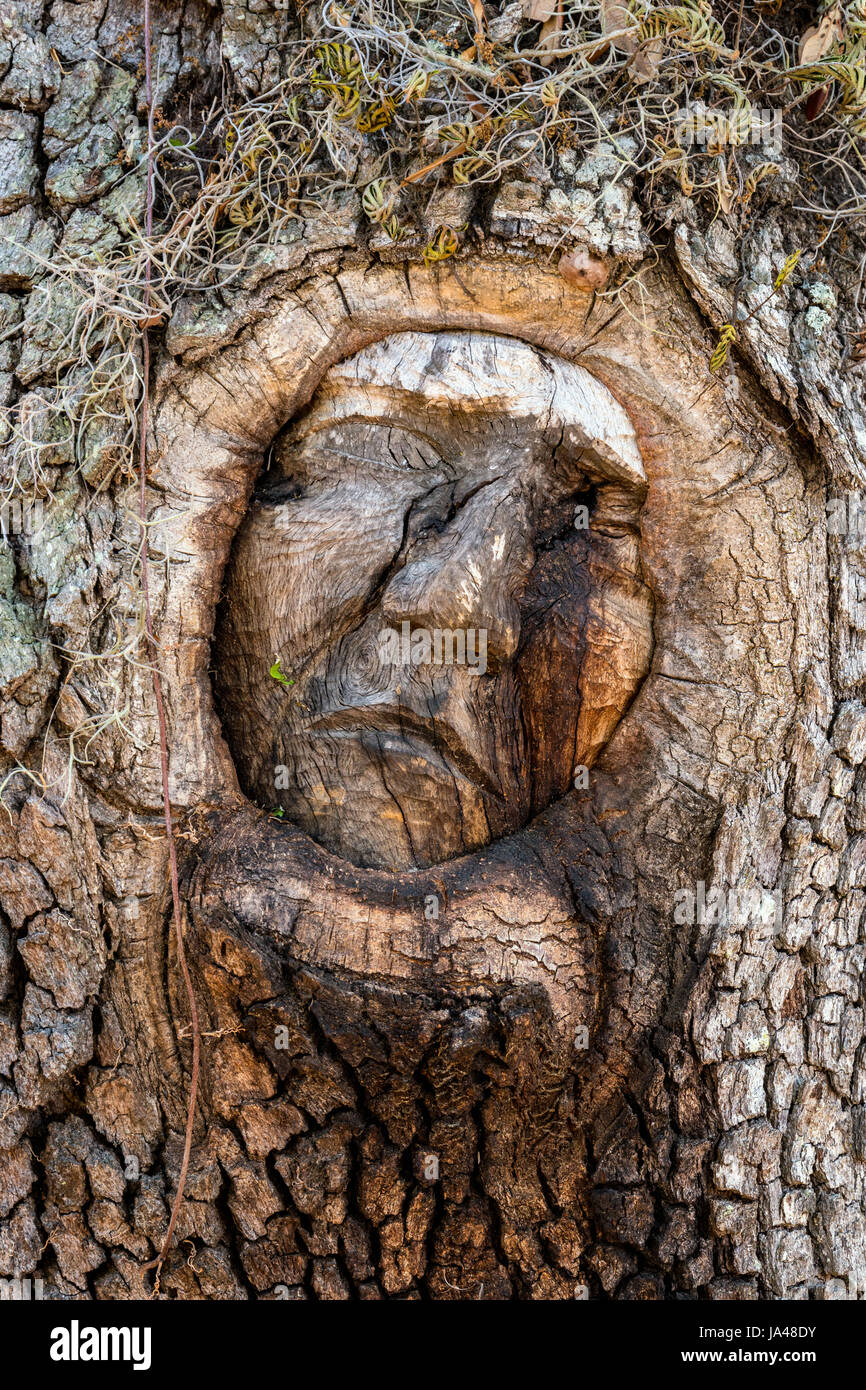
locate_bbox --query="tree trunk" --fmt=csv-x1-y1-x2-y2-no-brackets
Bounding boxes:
1,0,865,1301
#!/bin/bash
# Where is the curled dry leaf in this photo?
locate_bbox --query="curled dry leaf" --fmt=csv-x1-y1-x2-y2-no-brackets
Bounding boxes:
799,4,844,63
599,0,660,78
629,37,662,81
601,0,636,51
581,0,641,63
533,0,563,64
468,0,488,33
522,0,558,20
716,159,735,218
558,247,611,290
540,11,564,47
850,327,866,363
806,84,830,121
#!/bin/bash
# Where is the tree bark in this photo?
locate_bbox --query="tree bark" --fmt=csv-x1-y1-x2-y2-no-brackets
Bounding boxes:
1,0,865,1301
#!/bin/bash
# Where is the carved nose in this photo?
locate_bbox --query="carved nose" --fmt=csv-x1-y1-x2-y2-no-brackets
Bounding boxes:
380,483,528,670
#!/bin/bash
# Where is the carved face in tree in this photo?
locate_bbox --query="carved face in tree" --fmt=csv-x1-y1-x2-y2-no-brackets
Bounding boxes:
214,331,652,869
5,0,865,1309
144,254,818,1112
5,254,831,1304
111,257,822,1301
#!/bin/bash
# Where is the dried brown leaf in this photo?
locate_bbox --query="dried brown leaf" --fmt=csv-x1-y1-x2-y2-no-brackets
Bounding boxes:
850,327,866,362
559,247,611,290
805,84,830,120
522,0,558,21
468,0,488,33
629,36,662,80
537,0,563,63
799,4,844,63
601,0,638,53
600,1,632,34
717,164,735,218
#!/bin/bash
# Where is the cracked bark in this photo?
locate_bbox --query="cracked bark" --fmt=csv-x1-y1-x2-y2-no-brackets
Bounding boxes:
1,1,865,1302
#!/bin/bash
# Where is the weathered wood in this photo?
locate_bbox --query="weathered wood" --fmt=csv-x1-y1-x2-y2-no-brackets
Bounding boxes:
214,330,652,868
0,0,864,1303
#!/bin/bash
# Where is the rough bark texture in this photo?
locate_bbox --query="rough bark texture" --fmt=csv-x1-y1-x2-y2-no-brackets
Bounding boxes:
1,0,866,1302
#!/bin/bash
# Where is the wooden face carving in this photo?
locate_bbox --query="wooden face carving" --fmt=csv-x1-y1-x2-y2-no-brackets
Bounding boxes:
213,331,654,870
144,258,821,1178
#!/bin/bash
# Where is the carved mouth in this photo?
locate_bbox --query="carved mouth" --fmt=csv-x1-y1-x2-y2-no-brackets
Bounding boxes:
304,704,505,799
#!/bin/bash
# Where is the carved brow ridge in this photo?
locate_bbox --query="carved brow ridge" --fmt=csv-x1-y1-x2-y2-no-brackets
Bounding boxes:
299,329,647,492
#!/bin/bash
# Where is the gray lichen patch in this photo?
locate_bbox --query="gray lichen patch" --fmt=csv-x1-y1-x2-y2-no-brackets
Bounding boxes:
0,2,60,111
0,109,39,214
43,64,138,211
0,541,57,757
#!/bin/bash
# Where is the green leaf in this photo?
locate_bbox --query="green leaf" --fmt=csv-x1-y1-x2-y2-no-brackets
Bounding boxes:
269,658,295,688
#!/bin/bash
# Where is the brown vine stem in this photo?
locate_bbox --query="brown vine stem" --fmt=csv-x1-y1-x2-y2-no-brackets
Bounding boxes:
401,141,468,185
137,0,201,1292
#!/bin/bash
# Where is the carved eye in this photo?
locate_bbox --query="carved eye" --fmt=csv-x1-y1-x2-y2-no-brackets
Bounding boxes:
213,331,653,870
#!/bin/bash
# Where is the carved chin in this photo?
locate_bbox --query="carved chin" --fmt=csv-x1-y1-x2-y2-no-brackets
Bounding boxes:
273,727,514,870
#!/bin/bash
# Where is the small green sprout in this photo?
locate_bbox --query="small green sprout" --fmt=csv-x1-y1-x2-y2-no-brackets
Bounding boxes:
269,657,295,689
